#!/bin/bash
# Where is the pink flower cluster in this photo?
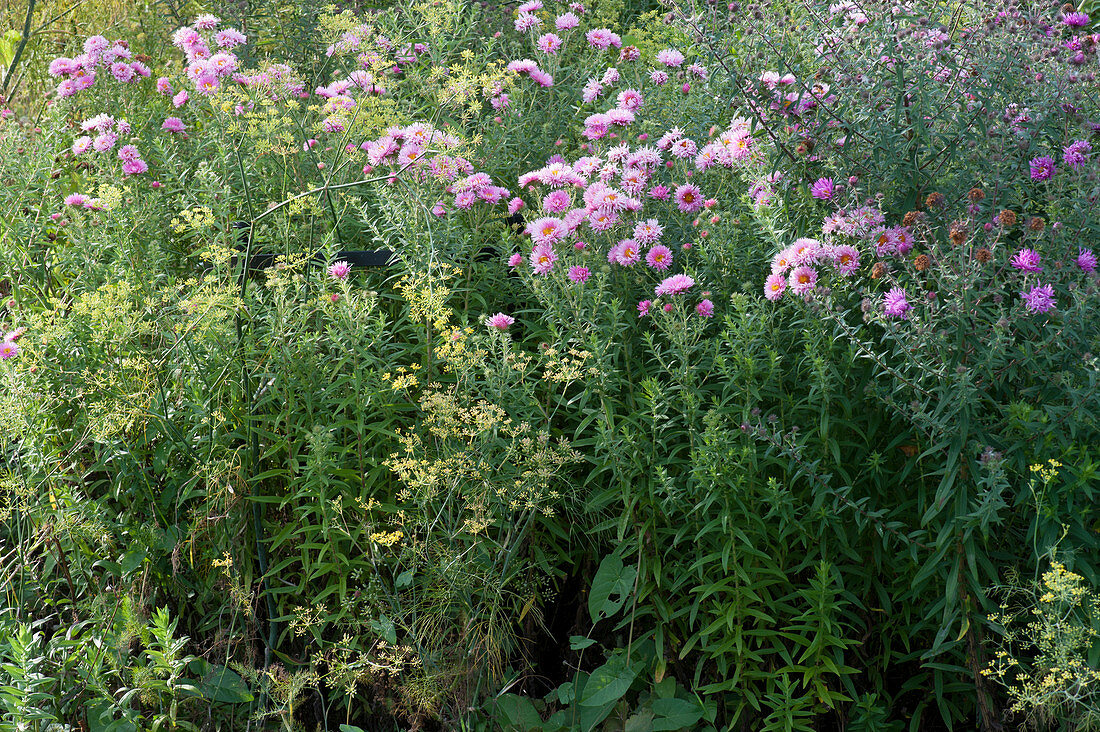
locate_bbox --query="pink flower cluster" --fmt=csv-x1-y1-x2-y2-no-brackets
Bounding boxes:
70,114,148,175
50,35,150,97
0,327,24,360
170,18,247,98
506,59,554,87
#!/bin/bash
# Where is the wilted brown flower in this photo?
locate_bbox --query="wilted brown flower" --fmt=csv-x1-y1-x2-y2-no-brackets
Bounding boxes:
903,211,922,227
925,192,946,209
974,247,993,264
998,209,1017,227
914,254,931,271
871,262,887,279
1028,217,1046,233
949,222,968,246
968,187,985,202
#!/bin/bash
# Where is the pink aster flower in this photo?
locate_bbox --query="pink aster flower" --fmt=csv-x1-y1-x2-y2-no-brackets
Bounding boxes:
1075,247,1097,272
633,219,662,243
92,133,117,152
508,252,524,268
117,144,141,162
530,242,558,274
72,136,92,155
162,117,186,133
0,341,18,359
329,261,351,280
645,245,673,270
883,287,912,319
537,33,563,54
764,273,786,300
674,184,703,213
1063,140,1091,169
568,265,590,283
121,158,148,175
616,88,642,111
696,299,714,317
648,184,670,200
1020,283,1056,314
655,273,695,296
656,48,685,67
612,239,641,265
831,244,860,275
649,70,669,85
528,216,564,246
110,62,135,83
64,193,89,207
637,299,651,317
507,197,525,215
1029,155,1056,181
515,11,542,31
543,189,571,213
556,12,580,29
173,90,189,107
1064,11,1089,26
216,28,247,48
1011,248,1042,272
788,266,818,295
487,312,515,330
810,177,836,200
586,28,614,49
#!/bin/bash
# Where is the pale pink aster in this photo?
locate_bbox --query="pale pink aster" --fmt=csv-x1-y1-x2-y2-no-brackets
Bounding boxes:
613,239,641,265
508,252,524,268
193,13,220,29
92,133,117,152
109,62,135,82
72,136,92,155
764,273,786,300
507,197,525,215
831,244,860,275
537,33,562,54
528,216,564,246
64,193,89,207
556,12,580,29
788,266,817,295
117,144,141,162
543,190,571,213
633,218,662,243
173,90,189,107
517,0,543,11
529,69,554,87
656,48,685,67
649,70,668,85
696,299,714,317
601,67,620,85
586,29,614,49
215,28,247,48
0,341,18,359
530,242,558,274
568,265,590,283
84,35,109,55
615,88,642,111
162,117,186,133
487,312,515,330
648,185,670,200
515,12,542,31
655,273,695,296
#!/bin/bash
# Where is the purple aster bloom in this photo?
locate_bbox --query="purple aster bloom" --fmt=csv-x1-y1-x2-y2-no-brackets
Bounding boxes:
1063,139,1091,169
1020,283,1056,314
883,287,912,319
1029,155,1056,181
810,177,835,200
1011,248,1043,272
1064,11,1090,27
1076,247,1097,272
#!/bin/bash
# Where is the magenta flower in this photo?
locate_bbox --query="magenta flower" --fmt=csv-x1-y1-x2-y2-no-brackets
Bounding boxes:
674,184,703,213
0,341,17,360
117,144,141,162
764,273,786,301
645,245,673,270
568,265,590,283
1029,155,1056,181
64,193,88,207
528,216,564,246
536,33,563,55
633,219,663,244
831,244,860,275
507,252,524,268
1011,248,1042,272
1075,247,1097,272
1064,11,1089,26
637,299,651,317
556,12,580,29
121,159,148,175
1020,283,1056,314
649,70,669,85
173,90,189,107
1063,140,1091,169
788,266,818,295
543,190,571,213
883,287,912,319
486,312,515,330
328,261,351,280
696,299,714,317
810,177,836,200
655,273,695,296
612,239,641,266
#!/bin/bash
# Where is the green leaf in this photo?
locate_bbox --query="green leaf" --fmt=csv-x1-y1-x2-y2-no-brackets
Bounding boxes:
588,553,637,624
569,635,597,651
494,693,544,730
579,654,636,707
652,698,704,731
371,615,397,644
